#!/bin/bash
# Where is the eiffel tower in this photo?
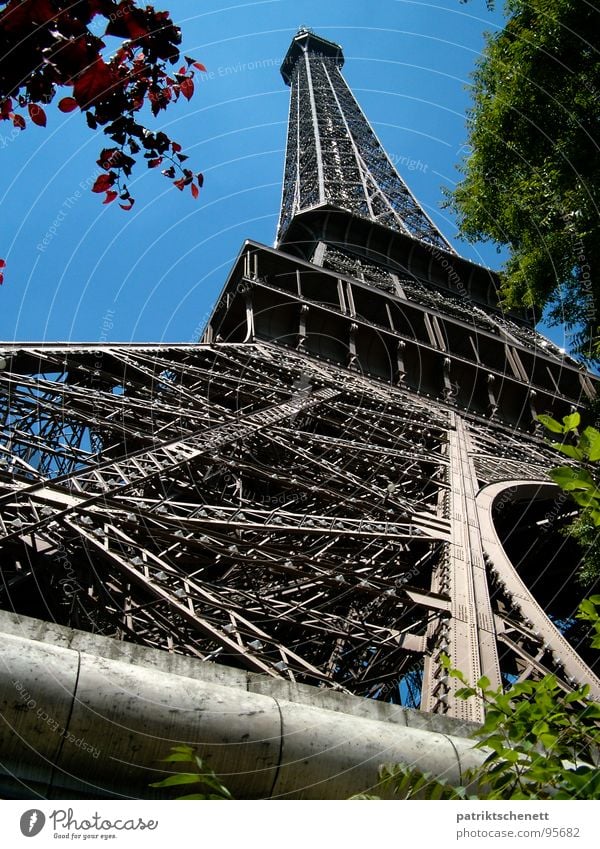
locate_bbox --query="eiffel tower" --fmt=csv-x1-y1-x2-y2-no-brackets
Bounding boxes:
0,29,598,731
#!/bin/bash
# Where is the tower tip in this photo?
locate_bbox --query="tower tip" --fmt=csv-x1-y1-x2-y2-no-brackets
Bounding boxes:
280,29,344,85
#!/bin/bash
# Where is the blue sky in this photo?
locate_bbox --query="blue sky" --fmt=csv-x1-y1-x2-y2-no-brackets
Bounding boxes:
1,0,543,347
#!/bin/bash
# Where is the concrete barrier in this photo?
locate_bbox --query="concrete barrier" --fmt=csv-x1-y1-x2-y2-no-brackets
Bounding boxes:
0,611,484,799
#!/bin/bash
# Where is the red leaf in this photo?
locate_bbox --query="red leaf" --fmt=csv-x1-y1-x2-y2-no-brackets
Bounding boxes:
98,148,119,170
73,59,117,108
148,157,163,168
193,62,207,72
180,77,194,101
58,97,78,113
0,259,5,268
105,5,149,41
1,0,54,32
0,273,3,285
103,191,118,205
12,113,26,129
191,182,199,199
173,178,186,191
171,141,182,153
196,173,204,188
92,173,116,193
28,103,47,127
119,199,135,211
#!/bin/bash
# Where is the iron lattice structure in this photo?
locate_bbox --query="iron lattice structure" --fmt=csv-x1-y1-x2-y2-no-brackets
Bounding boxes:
1,31,599,723
277,30,453,251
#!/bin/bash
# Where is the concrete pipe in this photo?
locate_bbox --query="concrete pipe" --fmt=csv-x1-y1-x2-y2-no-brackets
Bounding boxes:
0,617,485,799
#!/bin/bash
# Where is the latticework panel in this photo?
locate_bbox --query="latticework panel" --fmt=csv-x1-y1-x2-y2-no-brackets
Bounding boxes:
0,342,597,717
277,52,453,252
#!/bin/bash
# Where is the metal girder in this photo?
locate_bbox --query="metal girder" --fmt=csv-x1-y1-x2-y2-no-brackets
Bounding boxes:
420,414,501,723
0,340,596,716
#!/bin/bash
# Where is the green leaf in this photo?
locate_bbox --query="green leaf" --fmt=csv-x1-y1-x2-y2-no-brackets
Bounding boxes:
587,508,600,526
537,414,563,434
149,773,204,789
538,732,558,749
376,763,468,800
571,491,600,509
580,427,600,461
562,412,581,432
564,690,585,703
151,746,233,800
549,442,584,460
549,466,597,492
456,686,477,699
161,752,196,763
577,598,599,618
477,675,491,690
449,668,467,682
176,793,211,800
189,764,231,795
580,703,600,720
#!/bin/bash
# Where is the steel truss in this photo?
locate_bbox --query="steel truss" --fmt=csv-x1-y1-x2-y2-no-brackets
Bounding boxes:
0,342,597,721
277,30,453,251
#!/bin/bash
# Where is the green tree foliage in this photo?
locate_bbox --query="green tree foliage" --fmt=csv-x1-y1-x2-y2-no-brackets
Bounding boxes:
351,762,475,800
564,512,600,587
539,412,600,516
353,630,600,801
440,657,600,800
447,1,600,358
539,411,600,583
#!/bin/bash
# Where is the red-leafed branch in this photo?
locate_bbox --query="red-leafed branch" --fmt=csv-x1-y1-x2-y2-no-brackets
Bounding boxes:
0,0,205,210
